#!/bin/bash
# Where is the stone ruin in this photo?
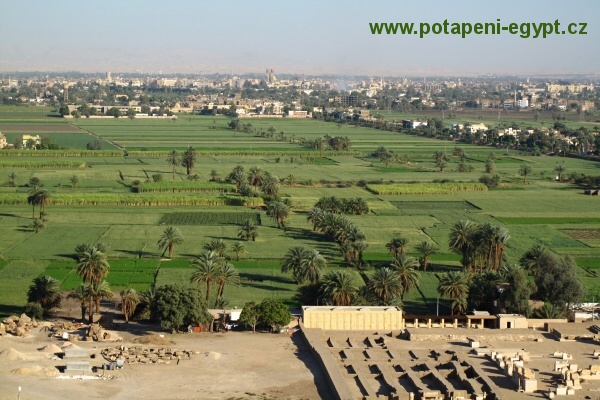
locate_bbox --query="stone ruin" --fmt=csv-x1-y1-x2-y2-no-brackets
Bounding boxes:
85,324,123,342
0,314,40,337
489,350,537,393
549,359,600,398
325,334,501,400
101,345,197,365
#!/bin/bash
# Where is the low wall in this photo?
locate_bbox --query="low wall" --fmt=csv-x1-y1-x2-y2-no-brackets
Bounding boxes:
408,328,543,342
526,319,569,329
298,321,355,400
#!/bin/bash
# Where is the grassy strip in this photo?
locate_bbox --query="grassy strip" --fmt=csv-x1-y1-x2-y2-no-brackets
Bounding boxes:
159,211,261,226
497,217,600,225
0,150,123,157
137,181,237,193
367,182,488,195
0,193,264,207
126,150,361,157
0,160,87,168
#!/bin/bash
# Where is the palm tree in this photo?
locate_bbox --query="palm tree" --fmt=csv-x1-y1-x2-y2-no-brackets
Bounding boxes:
214,263,240,307
27,276,61,315
247,166,264,187
519,244,548,276
391,255,420,300
266,201,289,229
307,208,324,231
227,165,245,189
320,270,358,306
519,163,532,183
76,248,110,321
437,272,469,315
34,189,51,219
88,280,113,319
76,248,110,285
181,146,196,176
8,172,17,187
451,296,468,316
68,284,90,322
261,175,280,197
299,250,326,284
30,218,46,233
449,220,477,270
554,163,566,182
191,251,221,302
157,226,184,259
281,247,310,283
27,191,39,218
204,238,227,258
415,241,436,270
386,236,408,258
534,303,565,319
230,242,247,261
120,288,140,323
286,174,296,186
209,169,220,182
238,220,258,241
166,150,180,180
368,267,403,306
70,175,79,188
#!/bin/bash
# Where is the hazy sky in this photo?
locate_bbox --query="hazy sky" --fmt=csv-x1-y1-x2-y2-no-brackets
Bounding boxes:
1,0,598,76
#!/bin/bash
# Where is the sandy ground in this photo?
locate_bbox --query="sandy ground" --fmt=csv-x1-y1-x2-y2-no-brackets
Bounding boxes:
0,323,333,400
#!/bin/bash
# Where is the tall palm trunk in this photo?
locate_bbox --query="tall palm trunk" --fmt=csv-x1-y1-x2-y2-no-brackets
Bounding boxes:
89,296,94,323
169,243,174,259
32,205,35,219
205,280,211,303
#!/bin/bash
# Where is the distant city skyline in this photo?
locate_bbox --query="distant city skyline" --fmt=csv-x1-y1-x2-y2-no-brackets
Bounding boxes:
1,0,598,76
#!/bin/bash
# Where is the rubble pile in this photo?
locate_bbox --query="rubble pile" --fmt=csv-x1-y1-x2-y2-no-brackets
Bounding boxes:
86,324,122,342
101,345,197,365
1,314,38,337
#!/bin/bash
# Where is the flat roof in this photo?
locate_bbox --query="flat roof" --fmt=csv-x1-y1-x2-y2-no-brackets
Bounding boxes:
302,306,401,312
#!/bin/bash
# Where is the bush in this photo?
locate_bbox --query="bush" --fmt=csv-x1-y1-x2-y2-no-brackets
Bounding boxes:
479,174,500,188
23,303,44,320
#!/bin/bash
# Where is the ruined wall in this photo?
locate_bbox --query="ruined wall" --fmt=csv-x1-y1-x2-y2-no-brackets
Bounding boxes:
298,322,355,400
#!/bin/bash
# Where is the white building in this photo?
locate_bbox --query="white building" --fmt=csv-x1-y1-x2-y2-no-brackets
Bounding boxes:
0,132,7,149
517,99,529,109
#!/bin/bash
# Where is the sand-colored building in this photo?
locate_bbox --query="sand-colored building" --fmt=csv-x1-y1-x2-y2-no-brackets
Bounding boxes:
301,306,403,331
0,132,7,149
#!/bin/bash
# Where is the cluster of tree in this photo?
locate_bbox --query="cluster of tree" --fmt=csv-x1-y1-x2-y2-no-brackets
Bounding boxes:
386,236,437,271
300,135,351,152
449,220,509,272
314,196,369,215
190,249,240,309
307,208,367,268
239,299,292,333
71,243,113,323
226,165,280,198
164,147,197,179
372,146,408,168
435,243,585,317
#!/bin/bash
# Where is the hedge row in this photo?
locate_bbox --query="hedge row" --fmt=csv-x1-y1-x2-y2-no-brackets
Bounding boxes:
367,182,488,195
0,193,264,207
136,181,237,193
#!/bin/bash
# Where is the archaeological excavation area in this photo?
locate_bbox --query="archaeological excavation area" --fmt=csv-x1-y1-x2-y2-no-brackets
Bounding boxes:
300,307,600,400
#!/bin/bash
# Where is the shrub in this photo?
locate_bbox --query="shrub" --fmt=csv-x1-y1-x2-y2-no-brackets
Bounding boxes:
23,303,44,320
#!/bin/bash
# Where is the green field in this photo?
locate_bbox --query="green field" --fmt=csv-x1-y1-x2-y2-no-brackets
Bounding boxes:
1,111,600,316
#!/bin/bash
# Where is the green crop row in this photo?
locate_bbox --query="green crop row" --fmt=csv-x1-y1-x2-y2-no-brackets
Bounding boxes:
0,160,87,168
159,212,261,226
367,182,488,195
137,181,237,193
0,193,264,207
0,150,123,157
